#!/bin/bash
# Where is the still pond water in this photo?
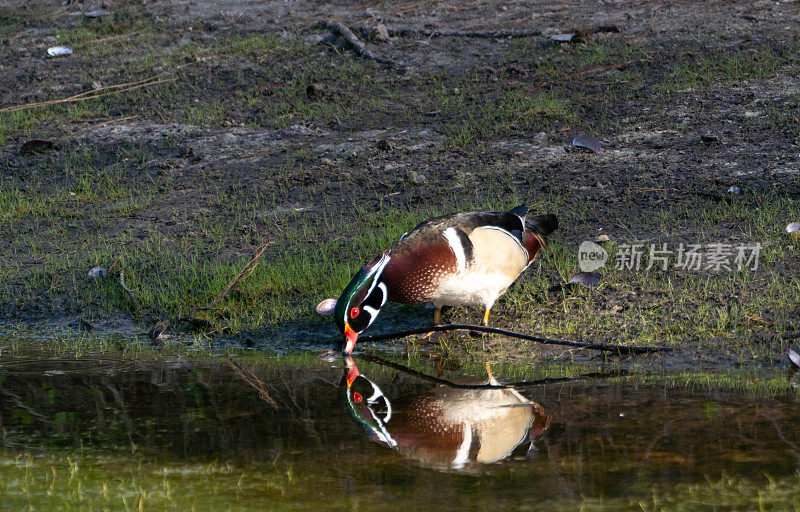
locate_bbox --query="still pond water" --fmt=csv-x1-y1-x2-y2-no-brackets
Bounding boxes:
0,345,798,511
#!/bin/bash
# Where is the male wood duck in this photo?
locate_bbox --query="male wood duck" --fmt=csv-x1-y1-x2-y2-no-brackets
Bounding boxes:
339,357,549,471
317,206,557,354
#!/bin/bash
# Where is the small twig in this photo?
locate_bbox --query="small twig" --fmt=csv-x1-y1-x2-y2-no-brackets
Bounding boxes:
524,60,635,94
636,187,679,192
317,20,397,67
380,27,543,39
227,358,278,408
118,270,140,315
195,241,271,312
356,324,670,355
0,75,174,113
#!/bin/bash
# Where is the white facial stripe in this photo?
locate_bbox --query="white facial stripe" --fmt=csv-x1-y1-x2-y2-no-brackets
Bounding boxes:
452,422,473,469
377,282,388,306
362,305,379,324
443,227,467,272
366,383,392,423
365,253,391,298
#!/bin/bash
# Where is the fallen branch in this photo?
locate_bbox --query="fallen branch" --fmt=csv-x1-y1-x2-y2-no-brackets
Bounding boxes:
356,324,670,355
227,358,278,408
0,75,174,113
356,24,617,40
317,20,397,67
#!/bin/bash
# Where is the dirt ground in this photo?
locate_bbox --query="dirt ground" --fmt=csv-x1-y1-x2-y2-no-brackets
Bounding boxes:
1,0,799,368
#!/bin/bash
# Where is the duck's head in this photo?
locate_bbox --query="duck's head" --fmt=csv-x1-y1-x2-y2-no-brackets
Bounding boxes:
317,251,391,354
338,356,397,448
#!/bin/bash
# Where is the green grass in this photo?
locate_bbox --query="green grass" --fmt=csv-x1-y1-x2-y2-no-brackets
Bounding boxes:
655,44,791,93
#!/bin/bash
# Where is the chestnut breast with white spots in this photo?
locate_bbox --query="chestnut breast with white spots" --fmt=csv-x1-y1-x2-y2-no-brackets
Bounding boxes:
382,236,458,303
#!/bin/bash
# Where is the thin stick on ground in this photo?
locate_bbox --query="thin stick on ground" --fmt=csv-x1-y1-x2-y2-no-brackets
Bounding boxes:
196,241,271,312
118,270,140,316
227,358,279,408
524,60,635,94
0,75,174,113
355,324,670,355
374,26,543,39
317,20,397,67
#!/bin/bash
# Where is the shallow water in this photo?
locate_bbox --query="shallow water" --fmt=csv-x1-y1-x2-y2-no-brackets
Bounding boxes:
0,348,798,511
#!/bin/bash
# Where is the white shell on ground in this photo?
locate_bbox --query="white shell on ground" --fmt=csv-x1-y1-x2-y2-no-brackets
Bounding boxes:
47,46,73,57
786,222,800,235
788,348,800,368
316,298,337,316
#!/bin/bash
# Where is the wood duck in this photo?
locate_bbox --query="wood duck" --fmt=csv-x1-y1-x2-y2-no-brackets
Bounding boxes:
339,357,549,471
318,206,557,354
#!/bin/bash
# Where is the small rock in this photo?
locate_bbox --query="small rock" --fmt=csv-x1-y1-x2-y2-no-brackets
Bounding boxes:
320,157,333,165
406,170,426,184
87,266,108,279
84,10,111,18
594,234,611,243
786,222,800,237
374,23,390,42
46,46,73,57
727,186,741,195
549,33,576,42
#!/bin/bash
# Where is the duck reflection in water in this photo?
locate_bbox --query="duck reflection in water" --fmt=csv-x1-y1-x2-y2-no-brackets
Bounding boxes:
339,356,549,471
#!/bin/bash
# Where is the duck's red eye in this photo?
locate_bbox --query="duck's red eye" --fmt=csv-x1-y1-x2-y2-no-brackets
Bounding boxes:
350,307,360,318
353,392,363,402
